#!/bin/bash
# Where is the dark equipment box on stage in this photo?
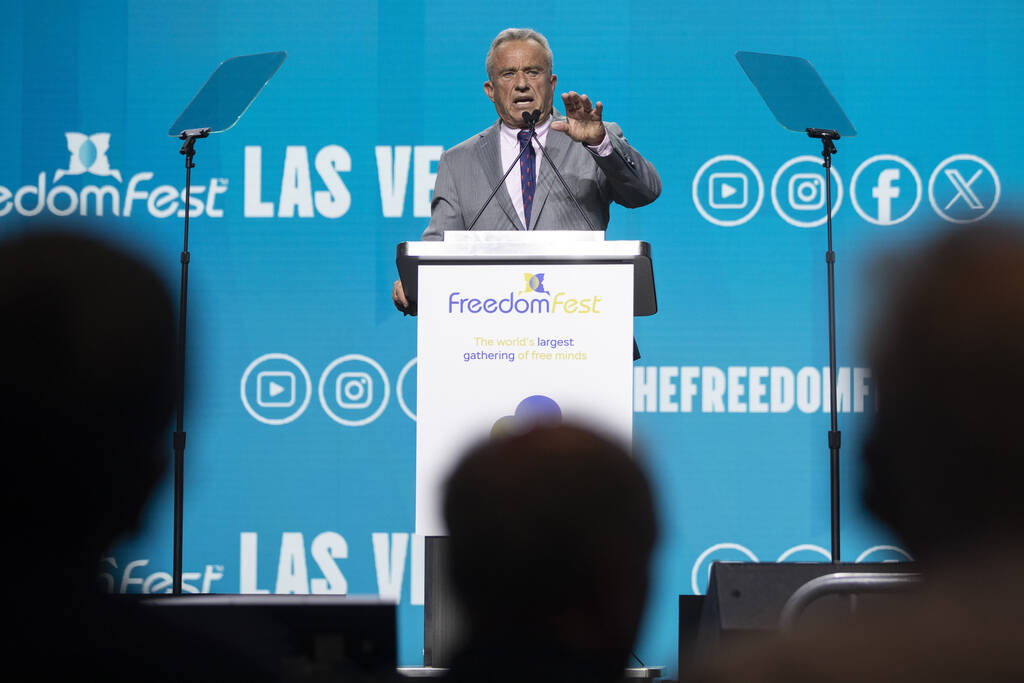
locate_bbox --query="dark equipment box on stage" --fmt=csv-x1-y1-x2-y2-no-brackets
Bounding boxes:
686,561,919,661
142,594,396,678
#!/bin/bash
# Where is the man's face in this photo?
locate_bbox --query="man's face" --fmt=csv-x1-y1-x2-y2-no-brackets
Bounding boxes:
484,40,557,128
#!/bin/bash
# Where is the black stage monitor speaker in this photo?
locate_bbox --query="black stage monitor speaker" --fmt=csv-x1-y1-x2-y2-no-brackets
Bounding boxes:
143,594,396,678
696,562,918,653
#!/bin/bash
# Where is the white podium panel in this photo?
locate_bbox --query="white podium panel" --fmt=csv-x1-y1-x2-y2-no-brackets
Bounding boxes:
415,262,634,535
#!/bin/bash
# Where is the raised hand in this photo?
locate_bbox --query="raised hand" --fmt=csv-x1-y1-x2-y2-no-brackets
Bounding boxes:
550,91,606,146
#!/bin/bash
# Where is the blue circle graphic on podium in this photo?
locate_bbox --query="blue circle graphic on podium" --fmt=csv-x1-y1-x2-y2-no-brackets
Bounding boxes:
491,395,562,437
514,394,562,425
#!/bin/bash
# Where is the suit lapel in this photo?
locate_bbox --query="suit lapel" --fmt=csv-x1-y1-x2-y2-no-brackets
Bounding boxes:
477,122,524,230
531,126,572,229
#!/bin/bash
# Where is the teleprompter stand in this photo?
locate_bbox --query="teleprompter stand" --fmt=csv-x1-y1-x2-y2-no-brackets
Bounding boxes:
171,126,207,598
736,51,857,562
806,126,842,562
166,51,286,594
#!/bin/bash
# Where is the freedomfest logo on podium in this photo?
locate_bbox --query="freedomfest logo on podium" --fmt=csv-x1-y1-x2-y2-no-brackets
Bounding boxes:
447,271,605,319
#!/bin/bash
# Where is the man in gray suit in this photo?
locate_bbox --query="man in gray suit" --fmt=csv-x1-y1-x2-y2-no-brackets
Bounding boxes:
393,27,661,311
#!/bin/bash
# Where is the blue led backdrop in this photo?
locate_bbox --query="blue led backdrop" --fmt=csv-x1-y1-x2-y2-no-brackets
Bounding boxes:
3,0,1022,674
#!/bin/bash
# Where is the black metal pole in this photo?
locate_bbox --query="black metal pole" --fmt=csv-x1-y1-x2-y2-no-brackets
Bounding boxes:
172,128,208,595
808,128,843,563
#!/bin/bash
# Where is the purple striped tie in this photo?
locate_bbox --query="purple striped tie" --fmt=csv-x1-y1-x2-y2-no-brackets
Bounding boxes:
517,130,535,229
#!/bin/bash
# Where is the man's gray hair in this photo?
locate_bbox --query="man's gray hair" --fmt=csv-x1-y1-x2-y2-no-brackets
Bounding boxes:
485,28,553,81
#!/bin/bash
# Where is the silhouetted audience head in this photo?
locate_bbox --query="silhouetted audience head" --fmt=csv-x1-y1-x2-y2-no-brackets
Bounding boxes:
443,423,657,679
0,228,296,682
862,221,1024,562
0,227,175,580
686,219,1024,683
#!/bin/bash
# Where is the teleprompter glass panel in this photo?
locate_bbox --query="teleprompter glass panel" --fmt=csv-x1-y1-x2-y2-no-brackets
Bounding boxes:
168,51,287,136
736,51,856,137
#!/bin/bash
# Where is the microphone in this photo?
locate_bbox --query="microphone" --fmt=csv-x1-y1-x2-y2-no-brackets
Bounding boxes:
522,110,596,231
465,113,542,231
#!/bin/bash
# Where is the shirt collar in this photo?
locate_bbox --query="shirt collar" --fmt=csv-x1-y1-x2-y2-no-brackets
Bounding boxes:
500,115,551,142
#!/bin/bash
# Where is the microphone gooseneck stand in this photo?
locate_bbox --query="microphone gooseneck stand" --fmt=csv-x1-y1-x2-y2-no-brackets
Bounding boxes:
466,114,542,230
521,109,596,231
806,126,842,563
467,110,597,231
172,126,210,595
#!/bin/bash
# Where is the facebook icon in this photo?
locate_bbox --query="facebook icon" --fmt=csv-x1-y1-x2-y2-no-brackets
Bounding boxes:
852,155,922,226
872,168,901,224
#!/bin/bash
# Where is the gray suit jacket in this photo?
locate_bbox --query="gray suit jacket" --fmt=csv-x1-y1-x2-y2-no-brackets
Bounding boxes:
422,116,660,240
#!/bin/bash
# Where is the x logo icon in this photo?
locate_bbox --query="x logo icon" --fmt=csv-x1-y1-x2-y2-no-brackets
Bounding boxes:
944,169,984,210
928,155,1000,224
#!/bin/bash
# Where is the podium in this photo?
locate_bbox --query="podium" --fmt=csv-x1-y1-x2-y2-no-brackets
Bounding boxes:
396,231,656,536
